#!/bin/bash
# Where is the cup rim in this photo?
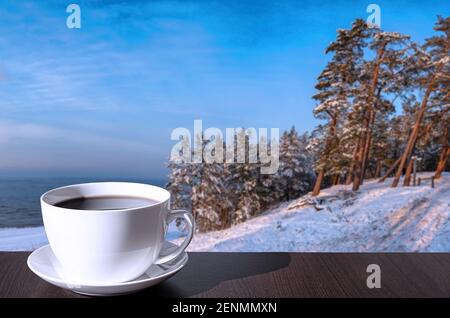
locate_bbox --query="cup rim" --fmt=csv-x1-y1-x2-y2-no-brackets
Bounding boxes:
40,182,170,213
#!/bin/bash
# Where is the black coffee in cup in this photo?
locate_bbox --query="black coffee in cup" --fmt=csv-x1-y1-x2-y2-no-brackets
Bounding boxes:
55,196,158,211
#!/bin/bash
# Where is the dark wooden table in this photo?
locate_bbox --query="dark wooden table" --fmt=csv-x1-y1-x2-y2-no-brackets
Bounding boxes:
1,252,450,298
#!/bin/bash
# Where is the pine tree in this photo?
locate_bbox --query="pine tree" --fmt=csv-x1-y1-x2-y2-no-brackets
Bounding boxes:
351,30,411,190
378,98,418,182
166,135,192,210
229,128,261,224
311,19,370,196
190,133,234,231
256,134,283,208
433,106,449,178
392,16,450,187
368,103,392,178
278,127,314,200
193,161,233,231
429,17,450,179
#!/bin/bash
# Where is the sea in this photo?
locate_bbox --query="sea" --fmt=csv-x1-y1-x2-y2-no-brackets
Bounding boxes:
0,177,166,228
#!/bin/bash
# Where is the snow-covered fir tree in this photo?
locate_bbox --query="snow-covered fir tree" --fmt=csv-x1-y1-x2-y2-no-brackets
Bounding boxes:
229,128,262,225
190,133,234,231
166,134,193,210
278,127,315,200
256,133,283,208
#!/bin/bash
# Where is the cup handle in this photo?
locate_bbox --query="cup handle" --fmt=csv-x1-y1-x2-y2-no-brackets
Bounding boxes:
154,209,195,265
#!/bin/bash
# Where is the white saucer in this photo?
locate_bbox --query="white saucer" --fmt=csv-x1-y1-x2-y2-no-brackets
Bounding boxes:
27,242,188,296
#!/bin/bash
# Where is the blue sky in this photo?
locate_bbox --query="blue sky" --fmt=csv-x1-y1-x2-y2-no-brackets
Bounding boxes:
0,0,448,178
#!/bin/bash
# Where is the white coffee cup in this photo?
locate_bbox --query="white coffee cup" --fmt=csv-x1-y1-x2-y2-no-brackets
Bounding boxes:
40,182,194,285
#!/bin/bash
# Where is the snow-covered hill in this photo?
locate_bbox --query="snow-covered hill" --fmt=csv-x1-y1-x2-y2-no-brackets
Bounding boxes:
182,172,450,252
1,172,449,252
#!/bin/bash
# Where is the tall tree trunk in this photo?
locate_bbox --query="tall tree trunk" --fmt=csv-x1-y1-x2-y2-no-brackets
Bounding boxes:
312,169,325,196
354,43,386,190
346,145,358,185
421,122,434,146
392,75,436,187
345,173,352,185
403,122,433,186
434,113,449,179
312,114,338,196
360,88,382,185
374,160,382,178
435,148,450,179
333,173,340,185
403,158,414,186
379,157,401,182
352,137,365,191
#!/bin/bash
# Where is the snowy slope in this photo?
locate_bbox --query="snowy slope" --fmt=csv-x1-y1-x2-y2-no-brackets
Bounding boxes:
1,172,449,252
181,172,450,252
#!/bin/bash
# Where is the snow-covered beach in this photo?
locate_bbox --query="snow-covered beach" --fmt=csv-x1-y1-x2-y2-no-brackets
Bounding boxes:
1,173,449,252
0,226,47,251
